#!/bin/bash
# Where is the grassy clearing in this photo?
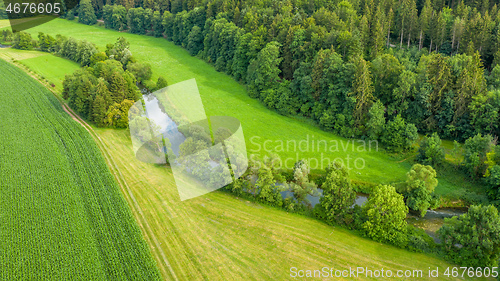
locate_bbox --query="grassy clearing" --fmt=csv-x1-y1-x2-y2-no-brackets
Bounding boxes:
0,58,160,280
17,54,79,91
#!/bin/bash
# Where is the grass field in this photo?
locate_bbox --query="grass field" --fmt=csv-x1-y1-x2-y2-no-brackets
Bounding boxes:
0,47,79,92
94,127,477,280
0,58,161,280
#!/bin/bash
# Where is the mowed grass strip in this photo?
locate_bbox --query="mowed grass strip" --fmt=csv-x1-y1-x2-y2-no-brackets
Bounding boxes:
93,128,483,280
0,58,161,280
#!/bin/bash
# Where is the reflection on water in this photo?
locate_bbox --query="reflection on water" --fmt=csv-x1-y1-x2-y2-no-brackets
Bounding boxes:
278,190,367,208
407,208,466,241
354,194,368,207
142,93,186,156
280,189,323,206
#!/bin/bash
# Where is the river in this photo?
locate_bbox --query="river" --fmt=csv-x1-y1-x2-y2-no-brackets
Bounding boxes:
138,85,466,239
141,90,186,156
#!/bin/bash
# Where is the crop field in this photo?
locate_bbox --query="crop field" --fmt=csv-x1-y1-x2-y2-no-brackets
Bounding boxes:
0,58,161,280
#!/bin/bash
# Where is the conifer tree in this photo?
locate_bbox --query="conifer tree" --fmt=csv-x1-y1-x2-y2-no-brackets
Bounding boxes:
78,0,97,26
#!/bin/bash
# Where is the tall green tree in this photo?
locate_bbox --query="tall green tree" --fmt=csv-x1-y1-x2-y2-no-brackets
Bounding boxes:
403,164,439,217
351,57,374,126
418,0,433,51
13,32,32,50
438,205,500,268
246,41,282,97
319,161,355,224
417,133,445,167
78,0,97,26
366,100,385,140
362,184,409,247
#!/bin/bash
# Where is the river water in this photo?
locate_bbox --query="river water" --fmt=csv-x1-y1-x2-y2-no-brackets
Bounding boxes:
142,92,186,156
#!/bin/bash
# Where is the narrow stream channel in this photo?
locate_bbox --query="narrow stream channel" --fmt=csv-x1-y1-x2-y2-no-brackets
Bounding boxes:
138,85,467,240
142,92,186,156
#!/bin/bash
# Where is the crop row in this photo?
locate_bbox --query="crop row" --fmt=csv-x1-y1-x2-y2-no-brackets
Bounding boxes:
0,59,161,281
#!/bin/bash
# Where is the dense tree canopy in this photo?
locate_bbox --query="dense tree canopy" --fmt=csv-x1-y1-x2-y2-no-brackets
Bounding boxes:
362,184,409,247
93,0,500,149
403,164,439,217
438,205,500,268
319,161,355,225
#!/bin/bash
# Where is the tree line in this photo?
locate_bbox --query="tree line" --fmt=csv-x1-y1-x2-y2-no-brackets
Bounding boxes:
225,155,500,270
11,31,167,127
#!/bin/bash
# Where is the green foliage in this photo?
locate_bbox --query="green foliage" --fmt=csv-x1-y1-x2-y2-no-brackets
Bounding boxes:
351,57,374,127
381,115,416,152
438,205,500,268
13,32,33,50
63,56,139,125
78,0,97,25
417,133,445,167
66,8,75,20
406,225,436,253
319,161,356,225
186,25,203,56
246,41,282,97
289,160,319,207
105,99,135,128
404,164,439,217
366,100,385,140
127,62,152,82
256,166,283,207
2,29,13,42
370,54,403,110
156,76,168,89
362,185,409,247
404,164,438,194
76,40,98,66
127,7,146,34
152,11,164,37
463,133,494,178
89,52,109,66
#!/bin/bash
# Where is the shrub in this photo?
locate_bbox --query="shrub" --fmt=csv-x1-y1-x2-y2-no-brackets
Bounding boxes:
362,184,409,247
406,225,436,253
438,205,500,268
417,133,445,167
